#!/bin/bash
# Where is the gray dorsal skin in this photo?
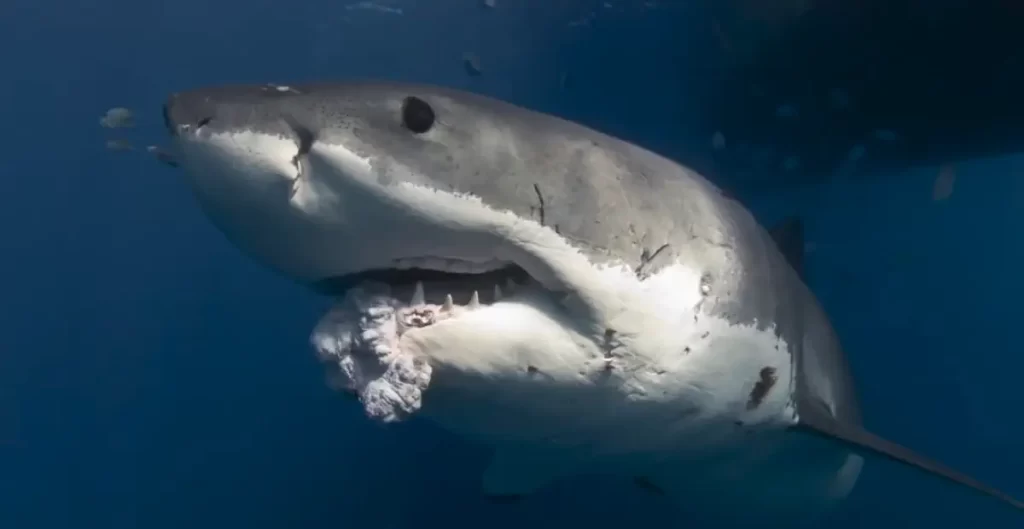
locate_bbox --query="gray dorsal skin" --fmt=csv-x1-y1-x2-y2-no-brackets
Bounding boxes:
160,81,1023,515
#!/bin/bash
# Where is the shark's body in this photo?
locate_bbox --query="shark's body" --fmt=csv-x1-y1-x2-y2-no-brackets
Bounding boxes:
162,81,1022,525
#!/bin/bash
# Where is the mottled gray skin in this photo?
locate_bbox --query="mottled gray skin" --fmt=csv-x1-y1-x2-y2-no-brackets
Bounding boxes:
163,82,864,516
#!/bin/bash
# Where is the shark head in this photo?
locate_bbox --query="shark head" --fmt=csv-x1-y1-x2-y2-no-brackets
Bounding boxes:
163,82,630,299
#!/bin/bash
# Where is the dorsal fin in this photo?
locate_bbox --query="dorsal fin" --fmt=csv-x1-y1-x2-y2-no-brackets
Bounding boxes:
769,216,805,279
795,403,1024,511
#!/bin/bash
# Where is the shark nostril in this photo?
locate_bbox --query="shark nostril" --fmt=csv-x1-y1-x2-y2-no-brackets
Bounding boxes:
162,104,174,135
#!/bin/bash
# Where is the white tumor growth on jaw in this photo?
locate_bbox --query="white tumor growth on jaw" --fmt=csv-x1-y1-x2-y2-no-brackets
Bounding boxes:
311,275,520,422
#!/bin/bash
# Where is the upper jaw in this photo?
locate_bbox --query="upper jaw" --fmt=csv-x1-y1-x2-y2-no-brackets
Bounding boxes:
168,126,581,306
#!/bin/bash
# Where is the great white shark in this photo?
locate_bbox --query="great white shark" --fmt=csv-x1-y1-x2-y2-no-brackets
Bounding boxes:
160,81,1022,525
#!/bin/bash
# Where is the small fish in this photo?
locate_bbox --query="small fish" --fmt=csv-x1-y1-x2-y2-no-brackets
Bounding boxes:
829,88,851,109
105,139,134,151
463,52,483,76
775,104,798,119
873,129,899,142
712,20,734,54
480,0,496,8
147,145,179,168
933,164,956,201
99,107,135,129
711,131,726,150
847,144,866,162
345,2,402,15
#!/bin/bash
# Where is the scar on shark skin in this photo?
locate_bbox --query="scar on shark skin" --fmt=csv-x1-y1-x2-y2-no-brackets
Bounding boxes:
600,328,621,372
746,366,778,410
532,183,546,225
635,243,670,280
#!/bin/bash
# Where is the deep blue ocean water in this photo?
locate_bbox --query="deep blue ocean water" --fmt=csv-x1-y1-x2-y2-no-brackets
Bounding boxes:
1,1,1021,528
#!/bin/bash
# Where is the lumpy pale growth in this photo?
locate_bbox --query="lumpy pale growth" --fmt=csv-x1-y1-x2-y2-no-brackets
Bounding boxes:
311,281,489,422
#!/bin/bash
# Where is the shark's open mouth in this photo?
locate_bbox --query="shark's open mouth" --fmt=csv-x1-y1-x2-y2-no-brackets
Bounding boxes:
311,264,532,303
310,261,544,422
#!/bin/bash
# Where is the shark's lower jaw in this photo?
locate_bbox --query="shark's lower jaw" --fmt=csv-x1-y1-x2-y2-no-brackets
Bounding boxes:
309,262,571,423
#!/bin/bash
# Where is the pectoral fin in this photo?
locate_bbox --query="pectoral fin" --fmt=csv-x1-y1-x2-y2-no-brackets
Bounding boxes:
796,403,1023,511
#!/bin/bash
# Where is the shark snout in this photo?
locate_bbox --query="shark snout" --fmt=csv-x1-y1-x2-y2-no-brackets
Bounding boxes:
162,92,219,137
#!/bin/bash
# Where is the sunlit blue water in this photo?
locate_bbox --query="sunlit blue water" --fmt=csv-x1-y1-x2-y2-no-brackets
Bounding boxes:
1,1,1021,528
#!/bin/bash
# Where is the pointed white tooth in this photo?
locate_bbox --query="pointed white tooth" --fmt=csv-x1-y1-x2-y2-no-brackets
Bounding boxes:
469,291,480,308
411,281,425,306
443,294,454,312
493,284,503,300
505,278,517,292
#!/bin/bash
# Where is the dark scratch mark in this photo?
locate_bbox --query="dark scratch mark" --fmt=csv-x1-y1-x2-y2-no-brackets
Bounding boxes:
636,244,670,279
701,331,710,339
746,366,778,410
533,184,546,226
699,273,713,295
601,328,618,371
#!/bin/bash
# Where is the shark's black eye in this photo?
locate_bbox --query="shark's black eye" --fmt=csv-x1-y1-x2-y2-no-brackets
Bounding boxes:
197,117,212,128
401,96,435,134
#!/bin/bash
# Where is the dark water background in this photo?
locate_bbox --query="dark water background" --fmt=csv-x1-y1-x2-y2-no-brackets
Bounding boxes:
1,1,1021,527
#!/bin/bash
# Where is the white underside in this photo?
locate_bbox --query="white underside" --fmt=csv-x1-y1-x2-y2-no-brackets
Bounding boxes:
175,128,858,524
